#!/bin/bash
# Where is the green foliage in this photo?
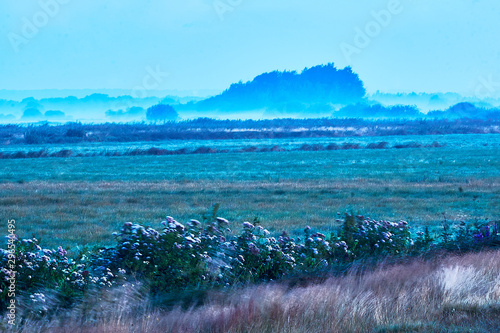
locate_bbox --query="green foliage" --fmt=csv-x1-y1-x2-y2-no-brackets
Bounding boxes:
341,213,357,249
413,226,434,252
2,213,500,316
202,203,220,224
440,214,453,244
229,223,295,283
0,237,96,311
108,220,209,293
455,221,471,249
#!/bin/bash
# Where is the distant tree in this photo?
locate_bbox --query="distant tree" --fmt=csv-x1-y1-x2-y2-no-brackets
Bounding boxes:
21,97,41,110
445,102,478,118
82,93,110,103
44,110,65,119
106,106,145,120
105,109,126,119
21,108,43,120
427,102,482,120
146,104,178,122
189,63,367,113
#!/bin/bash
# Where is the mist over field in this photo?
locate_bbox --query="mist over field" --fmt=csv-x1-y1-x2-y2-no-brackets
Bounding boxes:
2,0,500,123
1,1,500,332
2,65,500,123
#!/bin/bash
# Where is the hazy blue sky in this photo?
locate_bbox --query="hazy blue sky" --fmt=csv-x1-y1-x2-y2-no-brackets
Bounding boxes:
1,0,499,96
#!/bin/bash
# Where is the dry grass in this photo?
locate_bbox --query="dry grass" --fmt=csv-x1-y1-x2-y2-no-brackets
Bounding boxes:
10,250,500,333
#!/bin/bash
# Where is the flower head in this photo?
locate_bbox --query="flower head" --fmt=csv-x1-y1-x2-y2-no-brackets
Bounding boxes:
243,222,254,229
216,217,230,226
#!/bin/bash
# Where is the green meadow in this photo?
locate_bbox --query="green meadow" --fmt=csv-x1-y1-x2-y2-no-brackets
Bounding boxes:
1,134,499,250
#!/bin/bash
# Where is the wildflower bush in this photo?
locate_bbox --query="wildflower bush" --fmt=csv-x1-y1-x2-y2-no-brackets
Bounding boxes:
348,215,413,256
228,222,296,283
0,237,97,311
96,218,211,293
1,213,499,315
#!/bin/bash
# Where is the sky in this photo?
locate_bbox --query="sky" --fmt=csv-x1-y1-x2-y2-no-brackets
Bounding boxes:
1,0,500,97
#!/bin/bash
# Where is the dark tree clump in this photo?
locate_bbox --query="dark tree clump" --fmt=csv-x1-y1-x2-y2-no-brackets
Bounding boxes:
146,104,178,122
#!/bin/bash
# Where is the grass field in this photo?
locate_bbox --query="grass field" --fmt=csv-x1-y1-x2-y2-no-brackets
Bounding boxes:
1,133,499,250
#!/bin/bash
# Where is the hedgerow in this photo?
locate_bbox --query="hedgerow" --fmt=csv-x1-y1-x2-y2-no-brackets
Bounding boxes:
1,213,499,315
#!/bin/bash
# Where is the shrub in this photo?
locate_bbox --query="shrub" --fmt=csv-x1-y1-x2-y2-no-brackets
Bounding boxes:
104,219,211,293
0,237,96,310
1,213,499,316
229,222,296,283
